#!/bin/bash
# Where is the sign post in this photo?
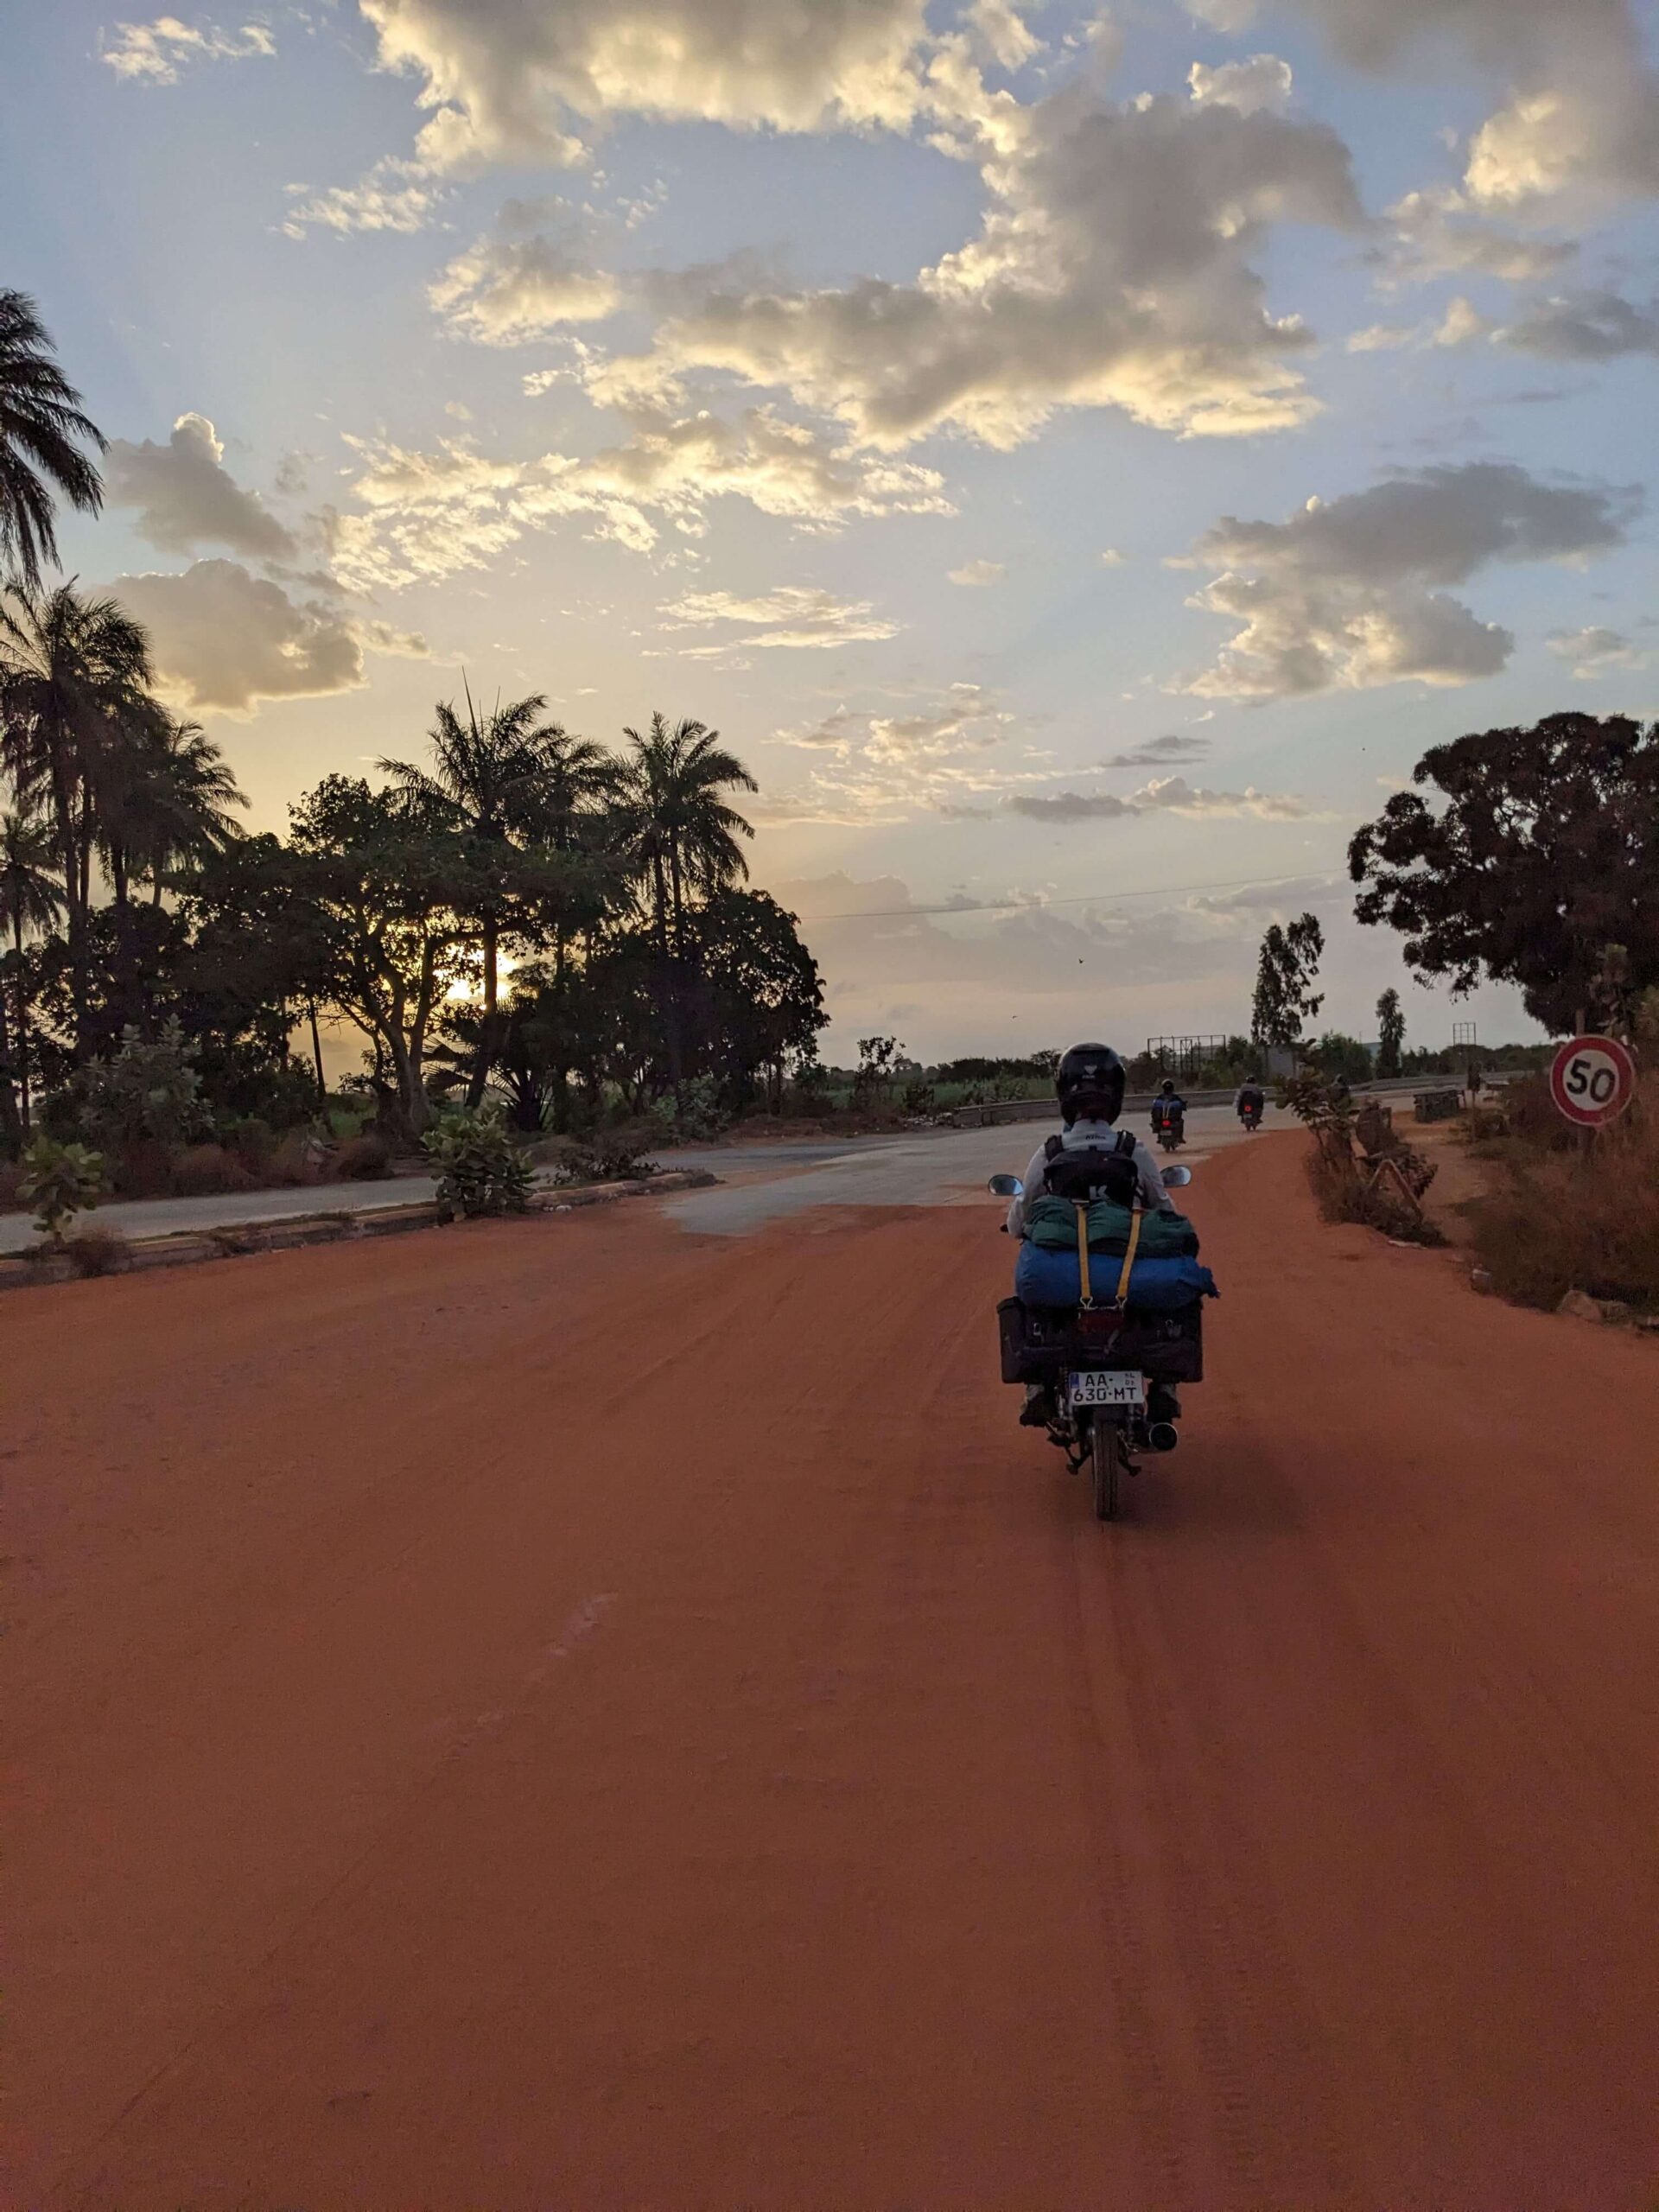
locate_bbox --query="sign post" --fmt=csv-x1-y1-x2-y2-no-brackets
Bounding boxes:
1548,1035,1637,1130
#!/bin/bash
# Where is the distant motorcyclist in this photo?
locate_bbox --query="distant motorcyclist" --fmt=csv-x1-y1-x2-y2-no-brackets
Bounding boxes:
1005,1044,1174,1243
1235,1077,1265,1125
1150,1077,1186,1144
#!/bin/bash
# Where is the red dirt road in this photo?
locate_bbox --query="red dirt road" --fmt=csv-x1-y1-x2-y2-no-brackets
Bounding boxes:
8,1138,1659,2208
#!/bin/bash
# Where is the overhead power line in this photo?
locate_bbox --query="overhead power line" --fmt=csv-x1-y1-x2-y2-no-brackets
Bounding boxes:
791,863,1344,925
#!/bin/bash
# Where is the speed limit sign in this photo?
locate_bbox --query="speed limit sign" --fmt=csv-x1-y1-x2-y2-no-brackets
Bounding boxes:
1549,1035,1637,1128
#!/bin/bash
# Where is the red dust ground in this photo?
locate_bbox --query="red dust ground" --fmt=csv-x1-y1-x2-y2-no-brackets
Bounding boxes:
6,1135,1659,2206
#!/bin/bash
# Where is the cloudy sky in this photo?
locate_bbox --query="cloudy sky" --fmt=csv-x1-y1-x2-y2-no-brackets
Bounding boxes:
9,0,1658,1058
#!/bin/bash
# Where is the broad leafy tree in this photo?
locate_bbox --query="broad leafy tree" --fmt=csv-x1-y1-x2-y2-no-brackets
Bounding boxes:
287,775,484,1134
690,889,827,1111
1250,912,1325,1048
1349,714,1659,1035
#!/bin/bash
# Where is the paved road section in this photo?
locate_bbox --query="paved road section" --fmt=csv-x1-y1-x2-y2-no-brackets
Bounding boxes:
0,1136,869,1253
0,1109,1273,1251
10,1129,1657,2206
664,1103,1255,1233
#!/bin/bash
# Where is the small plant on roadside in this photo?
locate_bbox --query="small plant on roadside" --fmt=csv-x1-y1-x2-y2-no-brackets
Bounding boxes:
422,1103,536,1219
18,1133,107,1244
1286,1069,1442,1244
545,1124,660,1185
63,1225,131,1277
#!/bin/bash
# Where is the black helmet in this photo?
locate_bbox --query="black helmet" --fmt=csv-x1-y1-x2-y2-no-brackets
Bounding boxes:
1160,1077,1177,1095
1056,1041,1125,1126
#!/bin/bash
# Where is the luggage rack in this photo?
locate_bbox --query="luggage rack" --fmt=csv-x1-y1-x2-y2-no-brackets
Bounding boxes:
997,1297,1203,1386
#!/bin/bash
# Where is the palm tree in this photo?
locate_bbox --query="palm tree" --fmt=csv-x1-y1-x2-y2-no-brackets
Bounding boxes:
92,709,247,1032
617,713,758,1096
620,712,757,950
0,579,154,1052
0,799,64,1130
0,290,105,588
529,726,620,854
114,712,247,905
379,684,554,1107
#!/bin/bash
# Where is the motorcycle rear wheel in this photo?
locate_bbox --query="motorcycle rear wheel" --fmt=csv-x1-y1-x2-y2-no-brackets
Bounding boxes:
1090,1417,1122,1521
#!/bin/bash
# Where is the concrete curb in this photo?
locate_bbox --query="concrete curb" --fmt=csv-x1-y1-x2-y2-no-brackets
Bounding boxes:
0,1169,721,1294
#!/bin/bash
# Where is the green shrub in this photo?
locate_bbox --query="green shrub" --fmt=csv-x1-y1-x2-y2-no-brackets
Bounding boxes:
79,1019,208,1151
422,1104,536,1219
18,1134,107,1243
669,1075,730,1143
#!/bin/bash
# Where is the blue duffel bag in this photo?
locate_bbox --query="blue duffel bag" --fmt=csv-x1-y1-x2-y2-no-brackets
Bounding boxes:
1014,1242,1217,1312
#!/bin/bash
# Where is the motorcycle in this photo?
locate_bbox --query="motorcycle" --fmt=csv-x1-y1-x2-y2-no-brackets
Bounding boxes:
1238,1096,1263,1132
1153,1107,1185,1153
990,1163,1197,1522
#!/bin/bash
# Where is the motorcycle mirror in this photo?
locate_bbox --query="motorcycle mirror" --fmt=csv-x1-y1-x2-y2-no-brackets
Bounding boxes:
988,1173,1024,1198
1160,1164,1192,1187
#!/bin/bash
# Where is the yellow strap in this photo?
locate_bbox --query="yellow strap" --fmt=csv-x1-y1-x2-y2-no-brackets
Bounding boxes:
1115,1204,1145,1306
1075,1201,1093,1306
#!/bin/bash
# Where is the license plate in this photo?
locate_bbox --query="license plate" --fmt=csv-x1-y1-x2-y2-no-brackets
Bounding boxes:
1067,1370,1144,1408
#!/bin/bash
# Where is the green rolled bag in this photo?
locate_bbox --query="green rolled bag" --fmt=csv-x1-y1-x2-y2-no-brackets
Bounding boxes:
1023,1192,1201,1260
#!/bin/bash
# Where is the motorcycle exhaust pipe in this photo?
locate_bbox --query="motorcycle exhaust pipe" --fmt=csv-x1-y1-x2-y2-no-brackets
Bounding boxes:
1147,1421,1179,1453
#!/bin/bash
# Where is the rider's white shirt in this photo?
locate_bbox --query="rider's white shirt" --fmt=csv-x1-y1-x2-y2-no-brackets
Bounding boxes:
1006,1117,1173,1238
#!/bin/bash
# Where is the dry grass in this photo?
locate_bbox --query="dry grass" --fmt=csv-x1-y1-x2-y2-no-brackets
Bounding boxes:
1306,1139,1446,1245
63,1225,132,1277
111,1139,174,1198
1467,1073,1659,1311
267,1132,322,1186
1498,1071,1580,1154
169,1144,258,1198
334,1133,394,1180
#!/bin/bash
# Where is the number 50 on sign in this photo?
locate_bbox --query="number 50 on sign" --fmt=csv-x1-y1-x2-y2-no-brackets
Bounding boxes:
1549,1034,1637,1128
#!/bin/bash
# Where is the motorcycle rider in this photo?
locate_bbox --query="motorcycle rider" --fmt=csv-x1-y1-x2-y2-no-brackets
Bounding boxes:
1150,1077,1186,1142
1006,1044,1179,1427
1005,1043,1174,1240
1235,1075,1265,1124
